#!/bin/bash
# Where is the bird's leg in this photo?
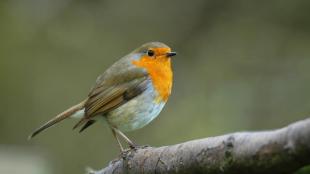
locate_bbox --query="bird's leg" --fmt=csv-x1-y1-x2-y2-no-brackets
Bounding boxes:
112,127,137,149
111,128,124,152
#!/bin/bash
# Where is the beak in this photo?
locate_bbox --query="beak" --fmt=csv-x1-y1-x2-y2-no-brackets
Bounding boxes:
166,52,177,57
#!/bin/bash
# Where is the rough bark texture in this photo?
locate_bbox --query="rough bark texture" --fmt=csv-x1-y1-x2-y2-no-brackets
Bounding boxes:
90,118,310,174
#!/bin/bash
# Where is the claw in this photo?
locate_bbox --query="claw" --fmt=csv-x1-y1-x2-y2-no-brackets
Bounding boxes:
129,143,138,149
130,144,151,151
119,148,132,159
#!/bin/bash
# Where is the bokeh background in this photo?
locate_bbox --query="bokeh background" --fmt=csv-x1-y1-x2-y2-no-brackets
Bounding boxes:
1,0,310,173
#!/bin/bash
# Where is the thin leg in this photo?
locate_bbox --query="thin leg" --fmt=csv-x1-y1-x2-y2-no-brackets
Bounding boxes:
111,128,124,151
112,127,136,148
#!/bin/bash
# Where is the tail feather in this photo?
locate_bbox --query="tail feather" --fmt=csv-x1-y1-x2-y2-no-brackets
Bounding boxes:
79,120,96,133
28,99,86,139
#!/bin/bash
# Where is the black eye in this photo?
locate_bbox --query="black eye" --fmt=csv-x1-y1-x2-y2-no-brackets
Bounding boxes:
147,50,155,57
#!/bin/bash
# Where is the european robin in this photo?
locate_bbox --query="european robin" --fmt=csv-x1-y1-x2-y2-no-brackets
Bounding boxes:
29,42,176,151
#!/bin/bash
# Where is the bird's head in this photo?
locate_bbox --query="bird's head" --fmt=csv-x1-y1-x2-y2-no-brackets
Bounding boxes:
132,42,176,102
133,42,176,61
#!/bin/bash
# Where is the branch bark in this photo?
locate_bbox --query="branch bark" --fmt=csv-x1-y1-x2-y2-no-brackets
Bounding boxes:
90,118,310,174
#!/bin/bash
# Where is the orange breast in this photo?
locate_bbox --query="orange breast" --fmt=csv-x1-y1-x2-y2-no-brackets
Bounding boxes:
132,56,173,102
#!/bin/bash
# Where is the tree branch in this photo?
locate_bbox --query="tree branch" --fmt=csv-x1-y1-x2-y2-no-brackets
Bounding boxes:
90,118,310,174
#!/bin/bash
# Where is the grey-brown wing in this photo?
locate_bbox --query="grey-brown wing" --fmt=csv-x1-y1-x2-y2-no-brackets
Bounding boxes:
73,55,148,130
86,77,149,116
85,62,148,117
73,76,149,129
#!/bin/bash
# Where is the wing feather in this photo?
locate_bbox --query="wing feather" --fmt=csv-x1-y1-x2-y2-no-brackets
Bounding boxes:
73,57,149,130
73,76,149,130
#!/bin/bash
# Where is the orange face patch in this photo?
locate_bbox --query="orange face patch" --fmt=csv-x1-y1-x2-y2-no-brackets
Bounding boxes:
132,47,173,102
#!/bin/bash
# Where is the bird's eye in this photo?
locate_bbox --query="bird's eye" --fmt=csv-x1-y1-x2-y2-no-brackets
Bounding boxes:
147,50,155,57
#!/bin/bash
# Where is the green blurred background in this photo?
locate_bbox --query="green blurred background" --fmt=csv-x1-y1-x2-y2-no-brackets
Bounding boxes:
1,0,310,173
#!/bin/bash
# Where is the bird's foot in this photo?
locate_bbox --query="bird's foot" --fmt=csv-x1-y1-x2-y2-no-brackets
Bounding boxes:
129,143,138,149
119,144,152,159
119,148,132,159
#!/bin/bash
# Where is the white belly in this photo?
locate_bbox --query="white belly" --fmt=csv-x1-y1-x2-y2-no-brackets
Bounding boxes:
106,84,165,132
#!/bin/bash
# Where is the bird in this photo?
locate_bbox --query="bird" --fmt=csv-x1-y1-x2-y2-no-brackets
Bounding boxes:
28,42,176,151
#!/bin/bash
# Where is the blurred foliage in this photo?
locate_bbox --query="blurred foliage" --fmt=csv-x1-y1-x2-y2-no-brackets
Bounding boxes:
296,166,310,174
1,0,310,173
